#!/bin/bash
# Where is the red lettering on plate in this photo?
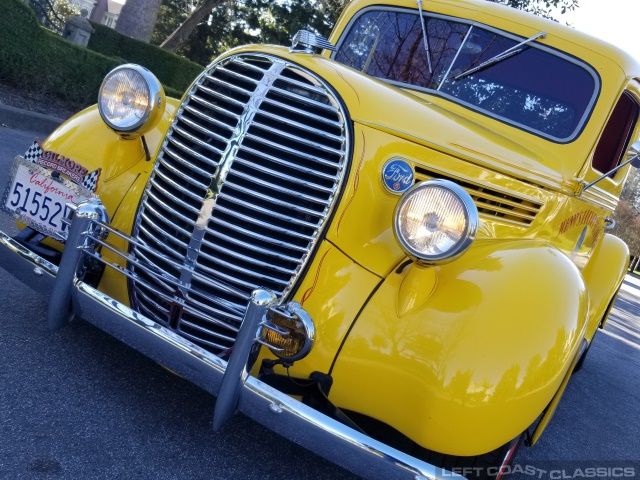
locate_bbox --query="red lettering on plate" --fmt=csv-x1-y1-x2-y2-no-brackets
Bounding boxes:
29,173,74,200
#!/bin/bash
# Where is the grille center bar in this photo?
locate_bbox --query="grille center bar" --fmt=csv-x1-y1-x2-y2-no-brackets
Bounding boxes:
178,60,287,296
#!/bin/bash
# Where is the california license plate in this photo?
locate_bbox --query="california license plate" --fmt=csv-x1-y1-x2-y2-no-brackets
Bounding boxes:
2,156,94,240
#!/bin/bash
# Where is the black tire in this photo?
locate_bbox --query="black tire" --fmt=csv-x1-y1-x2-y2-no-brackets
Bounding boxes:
575,288,620,373
574,330,596,373
412,434,523,480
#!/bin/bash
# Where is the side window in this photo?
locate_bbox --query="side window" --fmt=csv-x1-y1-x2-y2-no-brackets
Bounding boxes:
592,92,639,174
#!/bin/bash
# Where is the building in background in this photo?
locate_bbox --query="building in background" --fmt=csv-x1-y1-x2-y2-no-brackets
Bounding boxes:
89,0,122,28
68,0,95,16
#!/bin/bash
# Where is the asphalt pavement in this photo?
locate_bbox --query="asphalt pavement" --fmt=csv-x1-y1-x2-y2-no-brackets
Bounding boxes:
0,103,63,135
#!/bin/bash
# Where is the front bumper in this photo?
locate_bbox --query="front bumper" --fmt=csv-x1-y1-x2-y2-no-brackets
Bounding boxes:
0,201,462,480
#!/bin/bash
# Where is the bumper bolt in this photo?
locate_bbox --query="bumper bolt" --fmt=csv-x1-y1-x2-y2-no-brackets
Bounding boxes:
33,267,43,277
269,403,283,414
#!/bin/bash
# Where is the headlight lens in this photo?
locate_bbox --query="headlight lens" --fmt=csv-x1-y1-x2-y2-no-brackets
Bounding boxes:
394,179,478,264
98,64,164,136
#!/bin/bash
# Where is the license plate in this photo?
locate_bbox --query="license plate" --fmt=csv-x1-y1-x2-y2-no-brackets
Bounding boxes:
2,156,95,241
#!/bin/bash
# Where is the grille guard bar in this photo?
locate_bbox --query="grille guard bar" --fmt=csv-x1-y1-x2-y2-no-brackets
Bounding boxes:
0,199,464,480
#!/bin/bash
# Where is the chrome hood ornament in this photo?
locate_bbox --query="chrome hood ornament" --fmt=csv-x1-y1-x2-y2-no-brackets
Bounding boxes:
290,30,336,54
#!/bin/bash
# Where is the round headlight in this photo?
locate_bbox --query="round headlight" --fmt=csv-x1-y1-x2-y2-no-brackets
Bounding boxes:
98,64,165,136
393,179,478,264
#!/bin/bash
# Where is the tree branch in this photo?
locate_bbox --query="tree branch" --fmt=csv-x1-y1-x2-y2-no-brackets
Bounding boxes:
160,0,226,52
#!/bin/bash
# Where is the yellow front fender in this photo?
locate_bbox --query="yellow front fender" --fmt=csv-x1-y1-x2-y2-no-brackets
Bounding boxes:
582,233,629,337
329,240,588,456
30,101,179,253
41,102,178,216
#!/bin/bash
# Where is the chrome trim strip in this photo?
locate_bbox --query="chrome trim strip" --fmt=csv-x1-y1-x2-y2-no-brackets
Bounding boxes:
215,205,314,241
137,224,188,258
189,94,242,120
243,132,342,168
205,74,256,96
221,186,324,226
157,152,210,190
261,96,343,127
0,229,58,294
206,220,307,255
239,146,338,179
146,187,200,216
477,205,537,221
166,134,225,165
177,114,232,145
198,245,298,275
177,322,236,349
91,223,249,304
233,156,336,193
170,126,226,162
182,104,236,132
226,171,332,207
277,73,327,94
143,195,197,230
225,181,326,217
269,85,339,112
152,169,203,202
141,201,194,237
195,257,287,292
214,66,260,84
233,57,271,73
195,84,247,108
251,121,346,156
138,216,190,255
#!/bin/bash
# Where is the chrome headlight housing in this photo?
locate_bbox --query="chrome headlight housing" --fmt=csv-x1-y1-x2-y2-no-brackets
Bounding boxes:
98,64,165,137
260,302,314,363
393,179,478,264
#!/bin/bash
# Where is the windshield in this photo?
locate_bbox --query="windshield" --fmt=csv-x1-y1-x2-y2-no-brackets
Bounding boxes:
333,8,599,142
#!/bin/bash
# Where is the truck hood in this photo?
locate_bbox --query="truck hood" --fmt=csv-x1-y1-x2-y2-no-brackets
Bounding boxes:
230,46,585,191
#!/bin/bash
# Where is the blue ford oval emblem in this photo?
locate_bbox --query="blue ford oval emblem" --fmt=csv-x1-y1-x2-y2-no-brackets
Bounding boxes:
382,158,414,194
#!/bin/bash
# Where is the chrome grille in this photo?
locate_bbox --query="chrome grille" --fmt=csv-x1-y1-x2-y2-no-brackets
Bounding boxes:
414,166,543,227
130,54,349,354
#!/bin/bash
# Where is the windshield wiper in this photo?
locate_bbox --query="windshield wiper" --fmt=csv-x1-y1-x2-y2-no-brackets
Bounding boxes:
453,31,546,81
417,0,433,74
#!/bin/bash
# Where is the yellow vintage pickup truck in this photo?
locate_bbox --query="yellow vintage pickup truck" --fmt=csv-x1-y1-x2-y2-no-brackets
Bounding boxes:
2,0,638,478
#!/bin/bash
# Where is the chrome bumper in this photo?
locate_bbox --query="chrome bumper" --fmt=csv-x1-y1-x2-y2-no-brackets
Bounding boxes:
0,202,463,480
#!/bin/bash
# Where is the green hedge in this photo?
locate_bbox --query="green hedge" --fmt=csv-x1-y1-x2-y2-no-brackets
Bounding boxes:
0,0,119,106
89,22,203,95
0,0,201,108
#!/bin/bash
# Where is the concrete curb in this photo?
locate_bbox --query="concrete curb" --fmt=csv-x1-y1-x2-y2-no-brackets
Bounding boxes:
0,103,64,135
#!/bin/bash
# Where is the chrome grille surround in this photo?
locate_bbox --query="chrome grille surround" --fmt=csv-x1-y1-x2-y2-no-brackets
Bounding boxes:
129,53,350,355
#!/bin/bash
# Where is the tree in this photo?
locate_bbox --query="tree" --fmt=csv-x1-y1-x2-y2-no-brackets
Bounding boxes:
116,0,163,42
611,200,640,262
159,0,224,52
488,0,579,20
611,167,640,272
157,0,346,55
154,0,579,65
54,0,80,22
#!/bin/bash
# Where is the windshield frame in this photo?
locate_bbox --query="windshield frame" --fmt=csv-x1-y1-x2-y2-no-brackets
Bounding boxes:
330,6,601,143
